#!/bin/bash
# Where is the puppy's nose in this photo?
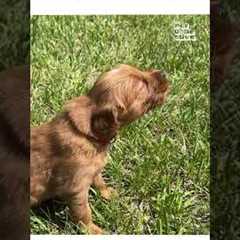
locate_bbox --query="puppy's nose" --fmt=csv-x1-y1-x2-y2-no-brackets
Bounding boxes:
159,71,168,80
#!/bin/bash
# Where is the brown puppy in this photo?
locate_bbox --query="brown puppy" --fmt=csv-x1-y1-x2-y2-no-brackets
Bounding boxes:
31,64,170,234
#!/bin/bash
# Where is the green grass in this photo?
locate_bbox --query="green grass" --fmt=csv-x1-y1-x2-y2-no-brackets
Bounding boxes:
0,1,29,70
31,15,209,234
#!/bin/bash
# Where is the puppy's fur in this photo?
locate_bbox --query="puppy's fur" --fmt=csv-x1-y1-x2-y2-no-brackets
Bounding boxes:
0,66,29,240
31,64,169,234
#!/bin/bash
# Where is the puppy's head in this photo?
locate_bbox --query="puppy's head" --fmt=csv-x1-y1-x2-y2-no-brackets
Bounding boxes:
65,65,170,145
88,64,170,124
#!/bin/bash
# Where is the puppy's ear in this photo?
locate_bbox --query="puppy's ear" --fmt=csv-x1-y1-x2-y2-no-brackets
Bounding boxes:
64,96,93,135
91,106,119,143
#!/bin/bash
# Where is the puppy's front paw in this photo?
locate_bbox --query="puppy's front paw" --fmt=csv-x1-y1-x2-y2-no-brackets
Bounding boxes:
100,187,118,200
87,223,104,234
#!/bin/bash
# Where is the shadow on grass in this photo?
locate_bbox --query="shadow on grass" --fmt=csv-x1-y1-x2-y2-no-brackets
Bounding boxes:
32,199,66,227
31,199,82,234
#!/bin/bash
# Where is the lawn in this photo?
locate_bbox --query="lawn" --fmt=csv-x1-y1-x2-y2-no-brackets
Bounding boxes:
31,15,209,234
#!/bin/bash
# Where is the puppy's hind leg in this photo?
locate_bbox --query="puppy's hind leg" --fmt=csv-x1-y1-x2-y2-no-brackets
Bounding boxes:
68,190,103,234
93,173,118,200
